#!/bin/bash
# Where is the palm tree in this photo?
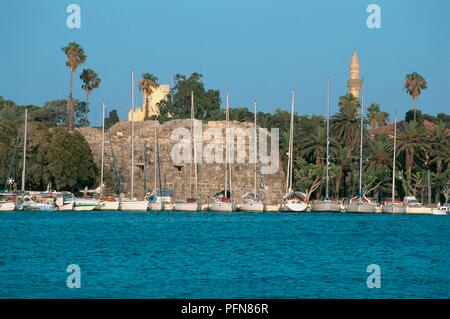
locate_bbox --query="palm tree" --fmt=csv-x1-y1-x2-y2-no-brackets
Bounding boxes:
430,122,450,202
138,73,159,118
80,68,101,126
330,101,362,153
404,72,427,123
301,125,326,165
367,103,380,130
396,121,429,188
366,136,390,171
62,42,86,131
332,144,352,199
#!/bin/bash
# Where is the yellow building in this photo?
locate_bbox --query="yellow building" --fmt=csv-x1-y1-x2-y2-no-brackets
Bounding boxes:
347,49,362,98
128,84,170,121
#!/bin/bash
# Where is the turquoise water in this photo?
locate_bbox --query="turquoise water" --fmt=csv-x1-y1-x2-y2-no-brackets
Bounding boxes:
0,211,448,298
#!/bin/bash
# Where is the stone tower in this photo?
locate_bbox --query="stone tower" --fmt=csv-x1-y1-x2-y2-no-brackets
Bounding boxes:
347,49,362,98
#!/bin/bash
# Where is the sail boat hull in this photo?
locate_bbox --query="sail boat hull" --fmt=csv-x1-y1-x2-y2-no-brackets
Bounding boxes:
239,201,265,212
382,204,406,214
346,202,377,213
311,201,342,212
173,201,201,212
209,201,237,212
0,202,15,211
119,200,148,211
280,202,308,212
96,201,120,211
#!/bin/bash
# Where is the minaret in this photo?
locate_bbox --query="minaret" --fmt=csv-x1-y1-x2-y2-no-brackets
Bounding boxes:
347,48,362,98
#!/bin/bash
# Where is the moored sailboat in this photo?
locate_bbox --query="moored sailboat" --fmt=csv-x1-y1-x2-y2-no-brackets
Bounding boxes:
209,92,237,212
239,100,264,212
382,112,406,214
311,78,342,212
173,91,201,212
345,80,377,213
95,101,120,211
280,90,308,212
119,70,149,212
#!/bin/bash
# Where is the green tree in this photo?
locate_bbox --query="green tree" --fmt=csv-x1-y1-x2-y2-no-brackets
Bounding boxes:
80,68,101,126
404,72,427,123
367,103,380,130
293,157,324,200
302,125,326,164
62,42,86,131
157,73,221,121
396,121,429,189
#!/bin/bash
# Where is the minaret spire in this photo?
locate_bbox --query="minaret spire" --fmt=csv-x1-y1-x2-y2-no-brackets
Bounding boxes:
347,48,362,98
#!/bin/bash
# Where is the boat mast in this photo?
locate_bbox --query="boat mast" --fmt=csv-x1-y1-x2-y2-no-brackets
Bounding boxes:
325,78,330,200
358,79,364,199
253,99,258,199
392,111,397,203
191,90,198,199
21,108,27,192
100,101,105,198
131,70,135,199
224,92,228,197
154,121,157,193
289,89,295,192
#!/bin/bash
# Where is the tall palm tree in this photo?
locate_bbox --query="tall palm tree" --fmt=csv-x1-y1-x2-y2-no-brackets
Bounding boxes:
430,122,450,200
80,68,101,127
404,72,427,123
138,73,159,118
301,125,326,165
332,144,352,199
367,103,380,130
330,101,362,153
62,42,86,131
396,121,429,188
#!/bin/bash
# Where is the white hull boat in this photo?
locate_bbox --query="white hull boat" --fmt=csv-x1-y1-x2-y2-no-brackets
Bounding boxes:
239,200,265,212
120,199,148,211
96,200,120,211
173,200,201,212
346,202,377,213
280,201,308,212
432,209,448,215
0,202,16,211
74,198,98,211
310,200,342,212
209,200,237,212
148,201,164,211
57,202,74,211
382,203,406,214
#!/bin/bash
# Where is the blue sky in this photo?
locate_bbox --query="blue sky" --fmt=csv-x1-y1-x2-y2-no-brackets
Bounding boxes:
1,0,449,126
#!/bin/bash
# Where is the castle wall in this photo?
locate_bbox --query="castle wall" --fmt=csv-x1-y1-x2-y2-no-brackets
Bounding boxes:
78,120,286,204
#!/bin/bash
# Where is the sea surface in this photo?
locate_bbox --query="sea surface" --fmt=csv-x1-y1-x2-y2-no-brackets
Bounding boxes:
0,211,448,298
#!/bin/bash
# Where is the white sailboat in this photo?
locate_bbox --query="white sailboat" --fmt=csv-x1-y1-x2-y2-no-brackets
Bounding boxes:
95,101,120,211
173,91,202,211
147,120,173,211
346,80,377,213
239,100,265,212
209,92,237,212
311,78,342,212
119,70,148,211
382,112,406,213
280,90,308,212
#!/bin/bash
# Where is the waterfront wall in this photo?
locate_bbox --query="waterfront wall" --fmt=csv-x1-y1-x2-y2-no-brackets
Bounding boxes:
78,120,286,204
